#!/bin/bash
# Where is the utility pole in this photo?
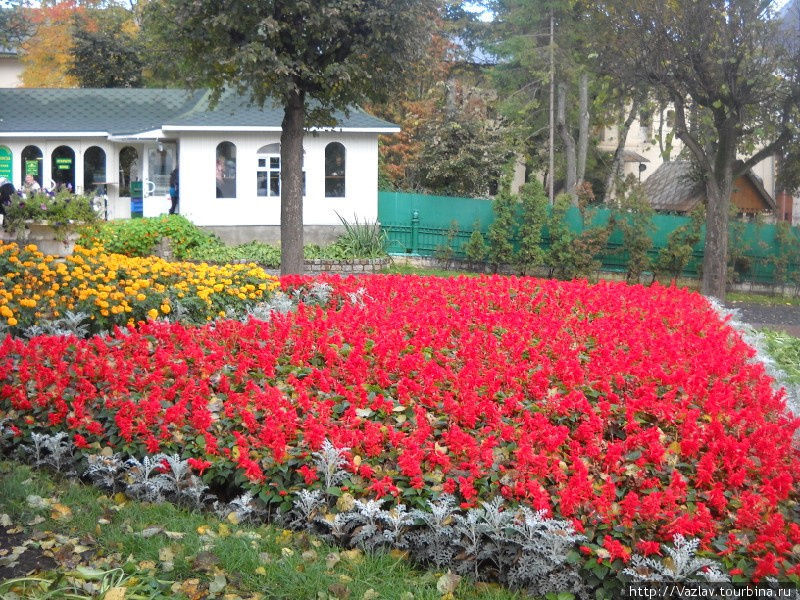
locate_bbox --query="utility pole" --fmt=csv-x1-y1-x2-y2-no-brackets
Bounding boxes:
548,7,554,204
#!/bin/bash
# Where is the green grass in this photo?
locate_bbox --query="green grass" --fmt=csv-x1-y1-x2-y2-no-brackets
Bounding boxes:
380,264,481,277
0,461,520,600
727,292,800,306
761,330,800,384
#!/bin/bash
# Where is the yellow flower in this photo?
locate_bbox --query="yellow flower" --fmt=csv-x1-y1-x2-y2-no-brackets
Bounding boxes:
7,317,17,326
147,308,159,320
160,304,171,314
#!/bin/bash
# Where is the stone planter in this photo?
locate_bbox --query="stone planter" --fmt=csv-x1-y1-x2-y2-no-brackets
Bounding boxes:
1,221,81,257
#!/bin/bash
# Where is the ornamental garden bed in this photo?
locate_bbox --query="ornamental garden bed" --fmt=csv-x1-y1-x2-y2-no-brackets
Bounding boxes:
0,253,799,594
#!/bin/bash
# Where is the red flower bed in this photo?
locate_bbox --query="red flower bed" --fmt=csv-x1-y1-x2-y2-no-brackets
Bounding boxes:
1,275,799,577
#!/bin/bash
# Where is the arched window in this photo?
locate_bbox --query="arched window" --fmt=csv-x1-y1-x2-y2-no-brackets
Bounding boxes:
118,146,138,197
256,143,281,198
51,145,76,191
21,145,43,188
83,146,106,194
216,142,236,198
325,142,345,197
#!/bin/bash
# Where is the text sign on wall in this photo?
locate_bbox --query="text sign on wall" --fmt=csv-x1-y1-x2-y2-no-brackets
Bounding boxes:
55,157,73,171
0,146,11,181
25,160,39,176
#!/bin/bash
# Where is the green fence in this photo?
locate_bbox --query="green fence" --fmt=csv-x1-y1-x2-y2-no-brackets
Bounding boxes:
378,190,800,285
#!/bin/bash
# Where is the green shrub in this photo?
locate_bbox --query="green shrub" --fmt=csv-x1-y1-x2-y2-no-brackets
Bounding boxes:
433,220,459,263
333,213,388,258
4,189,99,239
487,190,516,270
654,206,703,282
615,181,654,284
516,181,548,275
463,221,488,265
545,194,612,281
81,214,219,259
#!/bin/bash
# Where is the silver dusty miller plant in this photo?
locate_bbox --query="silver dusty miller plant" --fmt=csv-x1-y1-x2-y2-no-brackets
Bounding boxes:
312,439,350,493
83,452,126,491
409,494,458,567
26,431,75,474
23,311,91,339
216,491,266,524
503,507,586,595
623,535,730,583
343,498,412,552
123,454,172,503
160,453,212,508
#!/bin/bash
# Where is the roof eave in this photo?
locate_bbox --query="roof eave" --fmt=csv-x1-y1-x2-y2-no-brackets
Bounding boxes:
0,131,109,138
162,125,401,134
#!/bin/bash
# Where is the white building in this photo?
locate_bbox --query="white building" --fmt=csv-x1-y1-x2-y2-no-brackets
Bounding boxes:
0,88,398,243
0,46,23,88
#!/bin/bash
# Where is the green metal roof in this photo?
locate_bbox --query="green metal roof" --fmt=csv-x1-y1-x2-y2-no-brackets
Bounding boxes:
0,88,398,136
165,89,399,131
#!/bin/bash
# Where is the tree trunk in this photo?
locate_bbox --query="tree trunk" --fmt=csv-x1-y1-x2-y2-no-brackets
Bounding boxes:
576,73,589,184
603,97,640,204
557,82,577,201
701,122,736,298
701,176,732,298
280,90,306,276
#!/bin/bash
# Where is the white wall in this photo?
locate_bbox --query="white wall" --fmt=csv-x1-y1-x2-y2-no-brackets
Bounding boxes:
177,131,379,226
0,56,23,87
600,105,777,198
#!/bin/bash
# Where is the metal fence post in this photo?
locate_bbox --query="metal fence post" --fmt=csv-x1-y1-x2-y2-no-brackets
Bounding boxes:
411,210,420,255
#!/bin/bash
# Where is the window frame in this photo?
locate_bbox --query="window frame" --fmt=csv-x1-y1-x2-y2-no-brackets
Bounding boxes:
324,142,346,198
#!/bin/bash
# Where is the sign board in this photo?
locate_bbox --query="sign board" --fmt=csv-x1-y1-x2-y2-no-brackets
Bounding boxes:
0,146,11,181
130,182,143,218
25,160,39,176
130,181,143,199
55,157,72,171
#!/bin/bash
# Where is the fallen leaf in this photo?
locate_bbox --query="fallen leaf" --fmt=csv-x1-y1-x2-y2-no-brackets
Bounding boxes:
159,547,174,562
138,560,157,570
341,549,363,564
26,495,50,510
165,530,185,540
100,446,114,457
325,552,342,571
192,551,219,571
104,587,126,600
226,512,240,525
181,579,201,597
50,503,73,521
254,566,267,575
209,574,227,594
335,493,355,512
328,583,351,599
436,572,461,595
39,539,56,550
0,514,11,526
138,526,164,538
362,589,380,600
218,523,231,538
281,547,295,558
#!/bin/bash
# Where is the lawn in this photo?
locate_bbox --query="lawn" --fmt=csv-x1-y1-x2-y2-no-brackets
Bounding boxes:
1,245,799,595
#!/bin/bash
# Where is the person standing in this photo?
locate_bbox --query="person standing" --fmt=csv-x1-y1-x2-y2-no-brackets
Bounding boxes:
22,174,40,197
169,168,179,214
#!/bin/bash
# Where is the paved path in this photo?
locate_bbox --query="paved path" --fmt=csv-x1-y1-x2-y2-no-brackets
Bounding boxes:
724,301,800,336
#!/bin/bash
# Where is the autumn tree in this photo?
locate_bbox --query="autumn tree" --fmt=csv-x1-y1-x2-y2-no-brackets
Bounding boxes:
146,0,438,275
588,0,800,298
68,5,143,88
20,1,83,87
